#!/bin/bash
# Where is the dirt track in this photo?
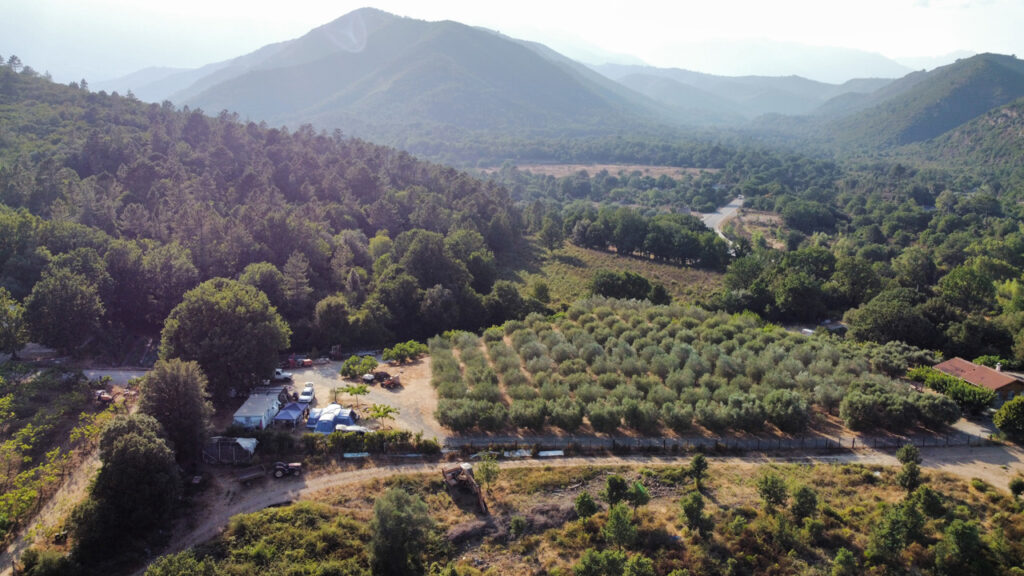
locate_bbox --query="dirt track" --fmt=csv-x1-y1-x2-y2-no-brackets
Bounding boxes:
144,442,1024,574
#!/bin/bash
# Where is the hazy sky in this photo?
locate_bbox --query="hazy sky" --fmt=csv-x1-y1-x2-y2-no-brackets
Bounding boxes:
4,0,1021,82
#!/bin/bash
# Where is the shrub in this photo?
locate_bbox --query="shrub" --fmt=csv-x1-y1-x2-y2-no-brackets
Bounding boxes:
756,472,788,512
548,397,585,431
575,492,598,519
763,389,811,433
510,399,547,431
587,402,623,433
790,485,818,520
994,396,1024,439
661,402,694,433
622,399,660,434
1010,477,1024,499
382,340,427,364
340,355,378,378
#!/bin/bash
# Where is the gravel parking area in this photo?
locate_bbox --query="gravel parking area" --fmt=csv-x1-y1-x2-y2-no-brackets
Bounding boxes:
287,358,446,441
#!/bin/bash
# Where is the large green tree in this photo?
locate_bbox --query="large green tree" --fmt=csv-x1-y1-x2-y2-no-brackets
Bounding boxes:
72,415,181,568
160,278,290,402
844,288,935,348
24,268,104,354
370,488,434,576
313,292,350,350
139,359,214,467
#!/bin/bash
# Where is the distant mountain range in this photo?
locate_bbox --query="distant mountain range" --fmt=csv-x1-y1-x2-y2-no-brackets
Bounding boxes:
93,9,1024,165
593,64,893,120
97,8,668,143
820,53,1024,149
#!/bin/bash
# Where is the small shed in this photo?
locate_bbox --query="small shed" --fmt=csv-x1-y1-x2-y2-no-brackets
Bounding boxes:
233,388,284,429
203,436,258,465
274,402,310,427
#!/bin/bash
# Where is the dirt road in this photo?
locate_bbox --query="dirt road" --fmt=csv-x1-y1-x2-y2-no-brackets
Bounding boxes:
141,441,1024,575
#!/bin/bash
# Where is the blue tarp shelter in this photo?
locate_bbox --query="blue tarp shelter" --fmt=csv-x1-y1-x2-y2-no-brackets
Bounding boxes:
273,402,309,427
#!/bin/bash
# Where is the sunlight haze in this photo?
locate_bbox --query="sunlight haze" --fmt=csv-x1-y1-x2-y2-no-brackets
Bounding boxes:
3,0,1020,82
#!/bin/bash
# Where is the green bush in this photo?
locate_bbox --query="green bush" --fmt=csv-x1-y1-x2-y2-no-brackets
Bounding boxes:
510,399,547,431
382,340,427,364
340,355,378,379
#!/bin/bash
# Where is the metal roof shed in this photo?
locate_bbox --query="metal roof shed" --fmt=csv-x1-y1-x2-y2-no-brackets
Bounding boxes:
232,393,281,429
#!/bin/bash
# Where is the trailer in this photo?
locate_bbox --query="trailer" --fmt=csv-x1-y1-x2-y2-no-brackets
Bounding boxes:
235,465,265,486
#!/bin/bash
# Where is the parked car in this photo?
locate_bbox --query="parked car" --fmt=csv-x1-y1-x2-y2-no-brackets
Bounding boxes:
298,383,315,404
273,368,293,382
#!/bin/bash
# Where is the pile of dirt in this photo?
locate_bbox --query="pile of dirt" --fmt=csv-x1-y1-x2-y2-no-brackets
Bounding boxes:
525,502,577,531
446,519,496,545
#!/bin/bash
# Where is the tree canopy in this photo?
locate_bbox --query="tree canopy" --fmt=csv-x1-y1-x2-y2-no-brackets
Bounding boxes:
139,358,214,467
160,278,290,402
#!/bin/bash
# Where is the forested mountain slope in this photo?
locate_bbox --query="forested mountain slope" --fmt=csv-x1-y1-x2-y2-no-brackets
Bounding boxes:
0,62,524,357
823,53,1024,149
117,9,671,149
913,96,1024,169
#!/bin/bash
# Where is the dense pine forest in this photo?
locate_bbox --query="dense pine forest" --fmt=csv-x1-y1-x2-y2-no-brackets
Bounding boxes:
0,61,525,358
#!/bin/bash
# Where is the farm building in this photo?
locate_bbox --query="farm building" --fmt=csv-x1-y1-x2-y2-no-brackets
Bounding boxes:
933,357,1024,406
232,386,285,429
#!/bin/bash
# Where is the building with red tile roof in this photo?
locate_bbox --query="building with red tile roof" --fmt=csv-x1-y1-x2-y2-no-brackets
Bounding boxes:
933,357,1024,406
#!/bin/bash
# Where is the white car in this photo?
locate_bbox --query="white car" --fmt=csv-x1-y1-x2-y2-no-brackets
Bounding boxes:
298,383,315,404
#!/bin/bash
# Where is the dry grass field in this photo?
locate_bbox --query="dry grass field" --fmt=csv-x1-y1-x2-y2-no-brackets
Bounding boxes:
480,164,718,178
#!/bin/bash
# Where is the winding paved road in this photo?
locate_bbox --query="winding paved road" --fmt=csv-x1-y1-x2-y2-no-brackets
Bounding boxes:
700,196,744,242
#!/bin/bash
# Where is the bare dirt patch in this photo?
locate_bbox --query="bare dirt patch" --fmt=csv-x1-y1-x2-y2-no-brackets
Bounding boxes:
481,164,717,179
296,358,445,441
727,209,787,249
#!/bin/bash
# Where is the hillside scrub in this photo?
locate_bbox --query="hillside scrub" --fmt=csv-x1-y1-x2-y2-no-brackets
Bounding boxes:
431,298,956,435
139,462,1024,576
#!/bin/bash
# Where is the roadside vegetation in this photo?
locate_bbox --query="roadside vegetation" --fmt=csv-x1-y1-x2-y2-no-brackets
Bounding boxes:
134,460,1024,576
0,367,118,548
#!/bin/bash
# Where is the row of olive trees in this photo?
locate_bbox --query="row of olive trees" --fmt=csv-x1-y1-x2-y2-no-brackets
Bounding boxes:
433,298,956,435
